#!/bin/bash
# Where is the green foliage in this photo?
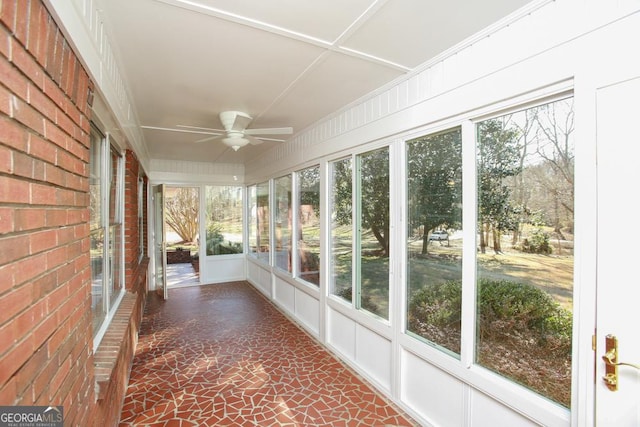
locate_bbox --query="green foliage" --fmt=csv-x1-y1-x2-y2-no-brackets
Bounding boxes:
206,223,242,255
408,279,572,352
407,128,462,254
359,148,390,256
521,228,552,254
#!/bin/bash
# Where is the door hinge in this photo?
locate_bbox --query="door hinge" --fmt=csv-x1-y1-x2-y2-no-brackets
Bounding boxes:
592,334,596,351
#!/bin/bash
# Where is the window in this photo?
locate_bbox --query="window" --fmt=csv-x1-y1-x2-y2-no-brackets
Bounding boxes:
137,175,145,261
330,158,353,301
475,97,574,407
249,181,270,263
406,128,463,356
296,166,320,285
274,175,292,272
205,186,243,255
357,147,390,319
90,126,124,344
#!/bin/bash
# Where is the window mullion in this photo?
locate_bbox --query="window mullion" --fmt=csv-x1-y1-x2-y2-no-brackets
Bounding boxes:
353,154,361,309
460,120,477,368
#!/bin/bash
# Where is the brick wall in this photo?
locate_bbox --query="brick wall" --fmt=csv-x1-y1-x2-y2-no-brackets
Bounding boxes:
0,2,147,426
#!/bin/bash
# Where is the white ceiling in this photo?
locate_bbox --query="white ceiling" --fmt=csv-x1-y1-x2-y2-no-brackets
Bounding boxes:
98,0,532,164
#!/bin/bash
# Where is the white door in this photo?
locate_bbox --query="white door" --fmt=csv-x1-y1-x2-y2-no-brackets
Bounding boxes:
153,184,168,300
595,75,640,425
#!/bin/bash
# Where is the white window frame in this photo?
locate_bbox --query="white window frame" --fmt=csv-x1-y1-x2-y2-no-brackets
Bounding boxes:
91,127,125,349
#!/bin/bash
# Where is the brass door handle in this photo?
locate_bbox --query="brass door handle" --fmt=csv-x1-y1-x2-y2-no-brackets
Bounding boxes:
602,350,640,370
602,334,640,392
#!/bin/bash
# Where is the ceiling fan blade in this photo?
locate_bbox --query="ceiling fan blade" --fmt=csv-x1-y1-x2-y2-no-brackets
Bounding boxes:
245,135,263,145
245,127,293,135
141,125,218,136
253,136,286,142
176,124,226,133
194,135,224,144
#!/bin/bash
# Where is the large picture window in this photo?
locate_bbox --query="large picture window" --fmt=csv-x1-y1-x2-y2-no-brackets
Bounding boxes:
406,128,463,356
357,147,390,320
475,97,574,407
330,158,353,301
205,186,243,256
89,126,124,343
249,181,270,263
274,175,292,272
295,166,320,285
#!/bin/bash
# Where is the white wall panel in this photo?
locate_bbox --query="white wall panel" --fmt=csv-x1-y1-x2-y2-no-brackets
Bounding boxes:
247,259,271,297
470,389,538,427
401,349,465,427
202,256,244,284
356,324,391,392
327,307,356,361
294,289,319,335
274,277,295,313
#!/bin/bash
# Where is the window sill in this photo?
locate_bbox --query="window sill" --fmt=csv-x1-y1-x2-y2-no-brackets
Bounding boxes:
93,292,138,401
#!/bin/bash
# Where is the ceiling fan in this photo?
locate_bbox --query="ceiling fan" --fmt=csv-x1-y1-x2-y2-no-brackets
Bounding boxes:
157,111,293,151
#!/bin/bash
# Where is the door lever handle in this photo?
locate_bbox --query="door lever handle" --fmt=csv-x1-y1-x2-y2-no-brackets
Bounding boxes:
602,334,640,392
602,350,640,370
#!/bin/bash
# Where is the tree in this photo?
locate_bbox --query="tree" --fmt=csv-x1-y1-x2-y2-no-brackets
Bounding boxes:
477,119,522,253
359,148,390,256
407,129,462,254
165,187,199,243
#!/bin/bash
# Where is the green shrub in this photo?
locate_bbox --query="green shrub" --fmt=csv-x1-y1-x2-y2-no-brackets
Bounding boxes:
521,228,552,254
408,278,572,351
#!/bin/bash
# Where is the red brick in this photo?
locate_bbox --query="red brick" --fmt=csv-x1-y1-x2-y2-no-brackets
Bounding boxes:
0,1,17,33
46,245,67,269
0,376,17,405
15,207,46,231
15,345,47,397
28,81,56,117
0,206,15,234
28,132,56,163
26,1,45,58
0,82,10,115
30,270,56,300
45,208,67,227
55,107,77,138
0,54,28,100
44,162,64,186
47,317,70,356
43,72,64,109
11,96,45,135
11,252,47,287
34,7,49,67
0,281,32,328
32,356,57,399
13,0,29,46
13,300,46,344
32,312,58,350
56,187,76,206
0,322,17,355
0,263,16,293
30,181,56,204
12,37,45,89
0,144,11,173
44,118,66,148
0,234,29,264
0,24,10,59
12,149,34,178
30,228,57,253
0,175,29,204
